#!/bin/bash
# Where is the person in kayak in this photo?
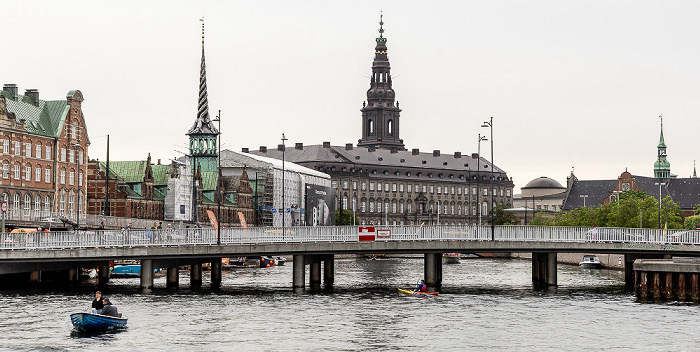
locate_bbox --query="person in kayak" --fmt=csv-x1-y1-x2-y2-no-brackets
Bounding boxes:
414,280,427,293
100,297,120,317
91,291,104,314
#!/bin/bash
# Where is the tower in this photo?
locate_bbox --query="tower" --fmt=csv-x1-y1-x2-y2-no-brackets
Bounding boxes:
654,115,671,179
357,13,405,150
187,18,219,173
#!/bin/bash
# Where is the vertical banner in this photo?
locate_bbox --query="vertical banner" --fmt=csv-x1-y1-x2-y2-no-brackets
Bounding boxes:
305,184,336,226
237,211,247,228
206,210,218,229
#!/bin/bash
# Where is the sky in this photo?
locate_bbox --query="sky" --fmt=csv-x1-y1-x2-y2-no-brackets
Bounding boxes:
4,1,700,192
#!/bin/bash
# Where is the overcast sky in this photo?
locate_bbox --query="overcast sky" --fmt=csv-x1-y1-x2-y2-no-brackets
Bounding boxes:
5,1,700,192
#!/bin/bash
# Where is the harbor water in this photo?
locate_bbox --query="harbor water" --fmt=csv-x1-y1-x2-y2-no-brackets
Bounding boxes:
1,257,699,351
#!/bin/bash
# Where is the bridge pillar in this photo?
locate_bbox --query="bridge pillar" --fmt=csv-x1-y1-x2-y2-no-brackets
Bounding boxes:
532,253,550,290
424,253,442,291
546,252,557,287
324,255,334,287
99,265,110,285
68,267,79,283
191,263,202,289
310,261,322,289
140,259,154,290
211,259,222,288
624,254,639,291
167,266,179,289
29,271,41,283
293,255,305,290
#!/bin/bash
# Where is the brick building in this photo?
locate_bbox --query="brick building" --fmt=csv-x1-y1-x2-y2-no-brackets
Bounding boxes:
0,84,88,228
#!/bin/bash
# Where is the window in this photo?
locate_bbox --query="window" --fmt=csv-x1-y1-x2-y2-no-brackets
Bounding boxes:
2,140,8,154
36,145,42,159
472,187,477,195
331,180,337,189
44,195,51,215
45,146,51,160
408,203,412,212
451,187,455,195
384,183,389,192
35,167,41,182
24,166,30,181
482,202,488,215
342,180,348,189
429,185,434,194
69,171,75,185
407,184,412,193
14,165,20,180
13,193,19,214
369,182,374,191
353,181,357,190
392,202,397,213
61,148,66,162
444,203,448,214
14,141,20,155
400,202,404,213
79,172,83,187
399,184,404,192
472,206,477,216
369,202,374,213
457,187,462,195
24,143,31,157
376,201,381,213
60,170,66,184
451,204,455,215
483,188,488,196
361,182,366,191
493,188,497,196
34,195,40,218
361,201,366,212
500,189,504,197
2,164,7,179
552,205,557,211
68,194,74,214
69,150,75,163
352,197,357,211
392,183,397,192
45,168,51,183
544,205,549,210
59,193,65,212
506,189,511,197
437,186,441,194
422,185,427,193
23,194,31,218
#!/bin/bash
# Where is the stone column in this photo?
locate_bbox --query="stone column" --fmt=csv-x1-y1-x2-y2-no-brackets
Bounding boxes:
211,259,222,288
691,273,699,302
167,266,179,289
652,272,661,300
99,265,110,285
140,259,154,290
293,255,305,290
624,254,638,291
29,271,41,283
546,252,558,287
678,273,687,301
310,262,322,289
323,255,334,287
68,267,79,282
663,273,674,300
191,263,202,289
424,253,441,291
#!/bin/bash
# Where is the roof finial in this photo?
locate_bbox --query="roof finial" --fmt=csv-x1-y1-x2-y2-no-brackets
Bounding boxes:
379,11,384,38
200,17,205,44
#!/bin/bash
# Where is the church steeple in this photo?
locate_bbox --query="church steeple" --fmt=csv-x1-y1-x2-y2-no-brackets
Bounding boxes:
358,13,405,150
654,114,671,179
187,18,219,173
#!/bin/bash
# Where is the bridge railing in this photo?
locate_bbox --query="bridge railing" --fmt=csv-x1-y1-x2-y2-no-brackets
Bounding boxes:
1,225,698,250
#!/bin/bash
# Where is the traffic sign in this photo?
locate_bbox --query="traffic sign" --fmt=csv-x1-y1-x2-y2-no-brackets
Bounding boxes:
0,201,7,213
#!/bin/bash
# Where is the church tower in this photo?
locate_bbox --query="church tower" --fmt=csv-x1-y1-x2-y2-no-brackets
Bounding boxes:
187,18,219,173
654,115,671,179
357,13,405,150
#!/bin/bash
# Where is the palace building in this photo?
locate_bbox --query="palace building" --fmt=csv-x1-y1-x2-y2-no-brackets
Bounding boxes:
248,16,515,226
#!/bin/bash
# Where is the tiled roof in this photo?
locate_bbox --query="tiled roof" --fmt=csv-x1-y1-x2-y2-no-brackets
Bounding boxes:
105,161,148,183
562,179,618,210
1,90,71,137
152,165,170,186
201,171,218,191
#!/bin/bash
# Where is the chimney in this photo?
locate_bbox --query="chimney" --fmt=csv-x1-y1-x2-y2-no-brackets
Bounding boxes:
412,148,419,155
24,89,39,106
242,147,249,153
3,84,18,99
277,144,285,151
433,150,440,157
295,143,303,150
157,159,161,165
472,153,479,159
323,141,331,148
390,148,398,154
454,152,461,158
259,146,267,153
345,143,353,150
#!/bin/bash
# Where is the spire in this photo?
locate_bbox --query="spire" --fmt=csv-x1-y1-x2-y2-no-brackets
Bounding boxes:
654,114,671,179
658,113,666,148
188,18,219,136
694,160,697,178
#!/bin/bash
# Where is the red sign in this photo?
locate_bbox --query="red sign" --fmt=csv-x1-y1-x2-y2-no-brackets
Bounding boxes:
359,226,375,233
359,234,376,241
0,201,6,213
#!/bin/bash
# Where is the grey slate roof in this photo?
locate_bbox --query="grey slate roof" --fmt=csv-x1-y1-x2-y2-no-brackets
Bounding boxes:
562,180,619,209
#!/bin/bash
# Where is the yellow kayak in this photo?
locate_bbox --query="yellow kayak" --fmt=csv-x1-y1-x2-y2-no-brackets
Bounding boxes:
398,288,439,296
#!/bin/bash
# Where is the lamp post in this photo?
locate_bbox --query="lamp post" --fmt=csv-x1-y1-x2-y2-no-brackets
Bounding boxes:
655,181,666,229
212,110,221,245
72,142,83,231
281,133,287,229
477,133,487,227
481,117,494,240
579,194,588,208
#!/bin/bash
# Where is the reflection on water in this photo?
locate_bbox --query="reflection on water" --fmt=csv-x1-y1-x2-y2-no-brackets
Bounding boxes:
1,257,699,351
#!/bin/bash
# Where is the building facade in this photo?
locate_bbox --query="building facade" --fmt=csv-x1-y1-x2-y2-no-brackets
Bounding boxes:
247,17,514,226
0,84,89,228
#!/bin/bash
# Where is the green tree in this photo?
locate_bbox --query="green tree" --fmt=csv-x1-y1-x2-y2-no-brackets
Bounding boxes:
683,215,700,230
335,209,359,226
489,204,517,225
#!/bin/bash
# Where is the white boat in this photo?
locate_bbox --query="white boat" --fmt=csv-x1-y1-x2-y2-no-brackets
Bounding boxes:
442,253,461,264
579,255,602,269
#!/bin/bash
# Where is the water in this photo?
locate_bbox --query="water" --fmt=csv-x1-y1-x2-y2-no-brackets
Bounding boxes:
1,257,698,351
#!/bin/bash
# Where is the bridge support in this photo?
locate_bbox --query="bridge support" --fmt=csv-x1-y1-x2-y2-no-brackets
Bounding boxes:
293,255,305,290
99,265,110,285
211,259,222,288
191,263,202,289
140,259,154,290
68,267,79,283
424,253,442,292
29,271,41,283
167,266,179,289
324,255,334,287
532,252,557,289
310,261,322,289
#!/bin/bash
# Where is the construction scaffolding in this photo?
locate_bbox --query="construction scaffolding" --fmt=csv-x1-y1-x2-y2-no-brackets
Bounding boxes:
252,171,274,226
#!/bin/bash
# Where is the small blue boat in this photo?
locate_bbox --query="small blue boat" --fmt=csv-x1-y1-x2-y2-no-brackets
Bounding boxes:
111,265,161,278
70,312,127,332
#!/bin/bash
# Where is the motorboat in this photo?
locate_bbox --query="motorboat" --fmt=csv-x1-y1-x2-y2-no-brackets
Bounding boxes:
442,253,461,264
70,312,127,332
111,265,161,278
579,255,603,269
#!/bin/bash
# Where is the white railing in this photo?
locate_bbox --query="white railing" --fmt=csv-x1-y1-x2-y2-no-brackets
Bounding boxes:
0,225,698,250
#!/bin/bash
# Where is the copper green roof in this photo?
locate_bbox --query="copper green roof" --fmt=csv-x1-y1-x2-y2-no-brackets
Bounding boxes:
152,165,170,186
201,171,218,191
103,161,149,183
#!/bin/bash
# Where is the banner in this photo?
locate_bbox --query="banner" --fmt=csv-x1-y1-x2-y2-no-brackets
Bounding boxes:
237,211,247,228
206,210,218,229
305,184,336,226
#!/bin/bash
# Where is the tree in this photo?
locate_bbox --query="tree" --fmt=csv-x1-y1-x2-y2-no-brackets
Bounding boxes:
489,204,517,225
335,209,359,225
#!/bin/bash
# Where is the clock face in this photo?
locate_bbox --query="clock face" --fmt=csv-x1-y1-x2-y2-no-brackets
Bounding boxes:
622,183,630,191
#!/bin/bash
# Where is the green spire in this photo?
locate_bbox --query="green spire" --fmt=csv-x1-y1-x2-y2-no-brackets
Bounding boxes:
654,114,671,179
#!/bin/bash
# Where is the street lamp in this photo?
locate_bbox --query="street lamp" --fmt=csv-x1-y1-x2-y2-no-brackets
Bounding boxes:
579,194,588,208
72,142,84,231
212,110,221,245
655,181,666,229
481,117,494,241
477,133,487,227
281,133,287,229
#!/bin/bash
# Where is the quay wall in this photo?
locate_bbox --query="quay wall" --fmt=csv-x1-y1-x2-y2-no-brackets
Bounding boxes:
512,253,626,269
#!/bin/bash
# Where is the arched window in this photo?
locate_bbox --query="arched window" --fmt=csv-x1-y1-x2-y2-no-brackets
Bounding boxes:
44,195,51,216
368,119,374,135
34,195,41,218
68,193,75,214
59,192,66,213
482,202,488,218
388,119,393,136
23,193,31,218
13,193,20,216
352,197,357,212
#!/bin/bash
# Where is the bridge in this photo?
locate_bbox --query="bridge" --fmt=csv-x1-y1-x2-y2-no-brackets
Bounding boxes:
1,225,699,291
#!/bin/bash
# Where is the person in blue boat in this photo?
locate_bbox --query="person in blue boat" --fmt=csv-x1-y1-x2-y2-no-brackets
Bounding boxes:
414,280,427,293
91,291,104,314
100,297,119,317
